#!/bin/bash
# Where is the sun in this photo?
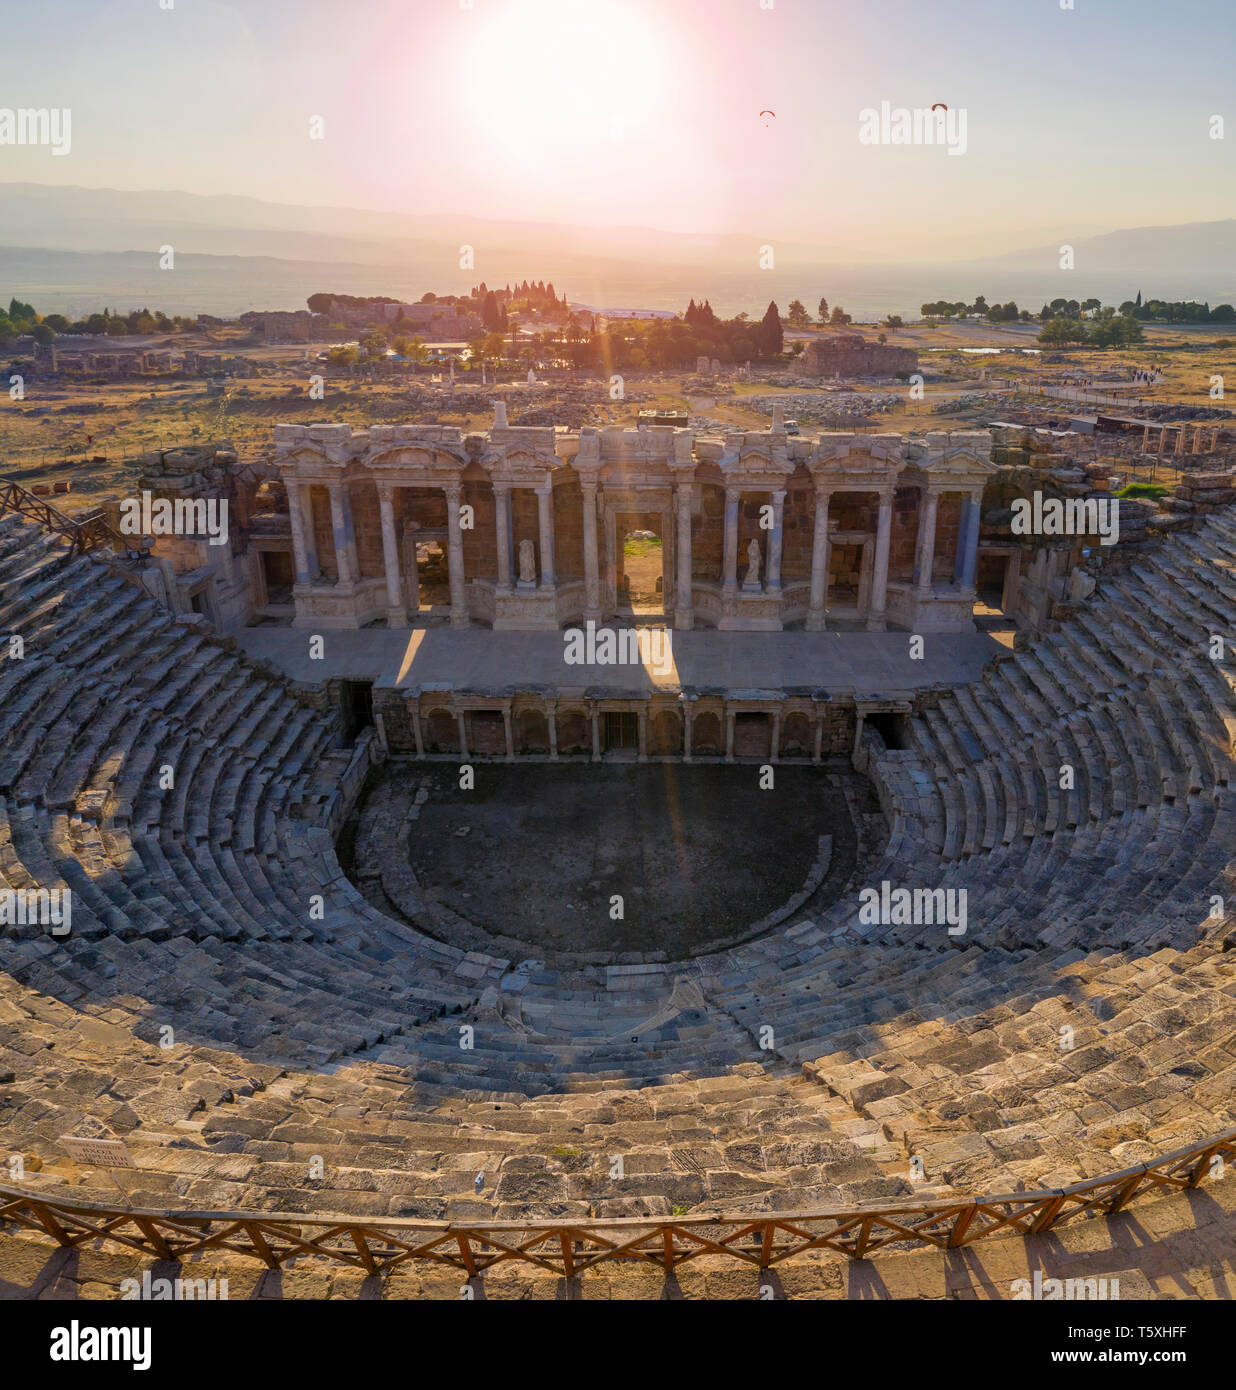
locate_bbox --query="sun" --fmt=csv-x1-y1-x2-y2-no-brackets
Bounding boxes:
462,0,668,170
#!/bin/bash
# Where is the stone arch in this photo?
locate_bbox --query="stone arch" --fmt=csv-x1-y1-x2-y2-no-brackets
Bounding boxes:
516,709,549,753
423,708,458,753
781,712,812,758
651,709,682,755
692,710,722,755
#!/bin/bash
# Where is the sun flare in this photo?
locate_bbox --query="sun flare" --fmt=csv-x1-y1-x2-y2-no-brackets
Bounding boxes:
463,0,668,170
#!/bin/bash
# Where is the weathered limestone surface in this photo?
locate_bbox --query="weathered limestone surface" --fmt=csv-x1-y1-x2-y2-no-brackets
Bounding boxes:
1,497,1235,1296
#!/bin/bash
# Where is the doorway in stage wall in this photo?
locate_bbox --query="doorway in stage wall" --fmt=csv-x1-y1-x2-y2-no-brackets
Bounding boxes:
261,549,294,605
604,711,639,753
617,515,665,617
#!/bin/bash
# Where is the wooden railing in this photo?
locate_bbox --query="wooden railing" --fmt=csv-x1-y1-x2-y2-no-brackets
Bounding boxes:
2,1127,1232,1278
0,476,140,559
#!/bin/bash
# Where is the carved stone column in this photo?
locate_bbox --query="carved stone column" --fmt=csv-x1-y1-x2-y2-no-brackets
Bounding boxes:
723,487,740,593
866,490,894,631
409,700,424,758
285,478,312,585
444,482,469,628
377,481,407,626
582,480,601,621
536,485,556,587
960,487,983,591
493,481,512,593
298,482,319,580
807,487,831,631
327,482,354,585
675,483,693,631
766,489,785,591
915,489,939,597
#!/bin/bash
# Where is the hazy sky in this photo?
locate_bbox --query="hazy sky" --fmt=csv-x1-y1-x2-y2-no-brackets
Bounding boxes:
3,0,1233,258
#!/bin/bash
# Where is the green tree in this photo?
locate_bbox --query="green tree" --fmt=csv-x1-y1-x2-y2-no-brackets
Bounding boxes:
359,330,389,359
817,298,829,323
393,334,428,363
1038,317,1089,346
786,299,810,328
1089,315,1143,347
759,301,783,356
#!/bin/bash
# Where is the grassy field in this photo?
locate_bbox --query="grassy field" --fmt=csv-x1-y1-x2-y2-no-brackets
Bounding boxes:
4,321,1231,512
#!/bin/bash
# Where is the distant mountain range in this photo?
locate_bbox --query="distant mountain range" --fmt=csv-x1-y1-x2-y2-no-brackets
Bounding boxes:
3,184,1234,320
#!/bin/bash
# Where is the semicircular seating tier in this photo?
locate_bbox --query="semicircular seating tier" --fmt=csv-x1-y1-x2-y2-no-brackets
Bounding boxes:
1,507,1233,1225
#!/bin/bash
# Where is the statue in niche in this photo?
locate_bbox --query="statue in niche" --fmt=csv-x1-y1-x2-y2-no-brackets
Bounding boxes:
745,537,762,588
518,538,537,585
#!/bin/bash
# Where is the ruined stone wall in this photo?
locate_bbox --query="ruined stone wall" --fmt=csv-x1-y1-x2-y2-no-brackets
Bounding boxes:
694,484,725,581
460,481,496,577
801,337,918,377
310,486,337,581
782,484,814,581
553,476,584,579
933,498,963,582
350,482,382,579
890,489,919,582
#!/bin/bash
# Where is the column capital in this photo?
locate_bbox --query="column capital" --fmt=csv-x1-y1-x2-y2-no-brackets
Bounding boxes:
376,478,396,504
771,488,787,503
725,485,741,504
443,481,463,503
